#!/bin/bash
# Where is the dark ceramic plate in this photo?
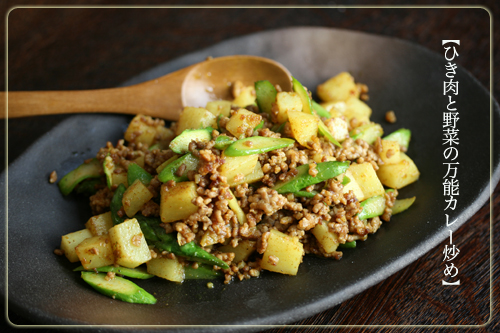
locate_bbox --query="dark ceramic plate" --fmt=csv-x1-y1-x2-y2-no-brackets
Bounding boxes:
2,27,499,330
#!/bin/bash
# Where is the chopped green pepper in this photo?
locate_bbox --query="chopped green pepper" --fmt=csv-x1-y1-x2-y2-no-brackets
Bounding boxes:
273,161,350,194
111,183,126,225
127,163,153,186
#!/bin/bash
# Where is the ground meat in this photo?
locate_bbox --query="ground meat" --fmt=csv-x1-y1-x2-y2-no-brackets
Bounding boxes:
89,187,114,215
49,171,58,183
385,110,397,123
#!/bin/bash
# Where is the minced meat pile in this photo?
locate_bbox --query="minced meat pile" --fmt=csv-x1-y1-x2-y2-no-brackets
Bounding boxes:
85,109,398,284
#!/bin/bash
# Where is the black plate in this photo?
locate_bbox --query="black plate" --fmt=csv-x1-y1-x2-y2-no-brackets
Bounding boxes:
2,27,499,330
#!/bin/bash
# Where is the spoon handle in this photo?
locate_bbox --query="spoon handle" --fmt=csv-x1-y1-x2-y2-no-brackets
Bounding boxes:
1,65,193,120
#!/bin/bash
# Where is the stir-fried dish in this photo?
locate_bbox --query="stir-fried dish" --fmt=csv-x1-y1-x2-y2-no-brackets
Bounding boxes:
55,72,419,304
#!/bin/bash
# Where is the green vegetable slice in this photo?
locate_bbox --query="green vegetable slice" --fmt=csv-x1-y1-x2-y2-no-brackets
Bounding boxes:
273,161,350,194
383,128,411,150
224,136,295,157
157,153,199,183
339,241,356,249
254,119,265,131
137,218,230,269
169,127,213,154
74,178,101,196
392,197,416,215
255,80,277,114
58,158,102,196
292,76,312,115
318,121,342,147
312,100,331,119
111,183,126,225
185,264,223,280
213,135,234,150
293,190,318,198
358,195,386,220
74,265,154,279
81,271,156,304
127,163,153,186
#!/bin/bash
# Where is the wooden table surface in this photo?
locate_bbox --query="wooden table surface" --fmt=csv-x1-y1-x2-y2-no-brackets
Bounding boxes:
2,1,499,332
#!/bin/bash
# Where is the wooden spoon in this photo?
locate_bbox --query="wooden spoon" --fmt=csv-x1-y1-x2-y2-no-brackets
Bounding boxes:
1,55,292,120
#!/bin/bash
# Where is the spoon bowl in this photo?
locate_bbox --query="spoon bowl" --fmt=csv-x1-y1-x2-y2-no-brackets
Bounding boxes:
1,55,292,120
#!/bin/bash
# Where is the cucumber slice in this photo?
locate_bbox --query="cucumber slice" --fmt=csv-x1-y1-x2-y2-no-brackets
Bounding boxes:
81,271,156,304
273,161,350,194
383,128,411,150
312,100,331,119
254,119,265,131
350,123,384,144
58,158,102,196
293,190,318,198
74,265,154,279
358,195,386,220
157,153,199,183
127,163,153,186
255,80,277,114
224,136,295,157
169,127,213,154
392,196,416,215
292,77,312,115
318,121,342,147
213,135,234,150
110,183,126,225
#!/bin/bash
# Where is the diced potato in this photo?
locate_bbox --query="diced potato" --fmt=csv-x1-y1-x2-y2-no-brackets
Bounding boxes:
147,257,185,283
124,115,159,146
343,97,372,123
111,172,128,188
348,162,385,200
311,221,339,253
155,126,175,150
85,211,114,236
226,108,262,139
108,218,151,268
176,107,217,136
60,229,93,263
219,239,256,263
274,91,302,124
75,235,115,270
124,115,172,148
335,170,364,201
200,230,220,247
350,122,383,145
317,72,359,102
288,110,319,148
325,117,349,142
133,155,145,168
228,189,247,225
160,181,199,223
238,161,264,186
206,100,233,117
122,179,154,218
311,152,336,163
261,229,304,276
379,139,401,164
376,152,420,189
232,85,256,107
219,153,259,187
322,101,347,118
